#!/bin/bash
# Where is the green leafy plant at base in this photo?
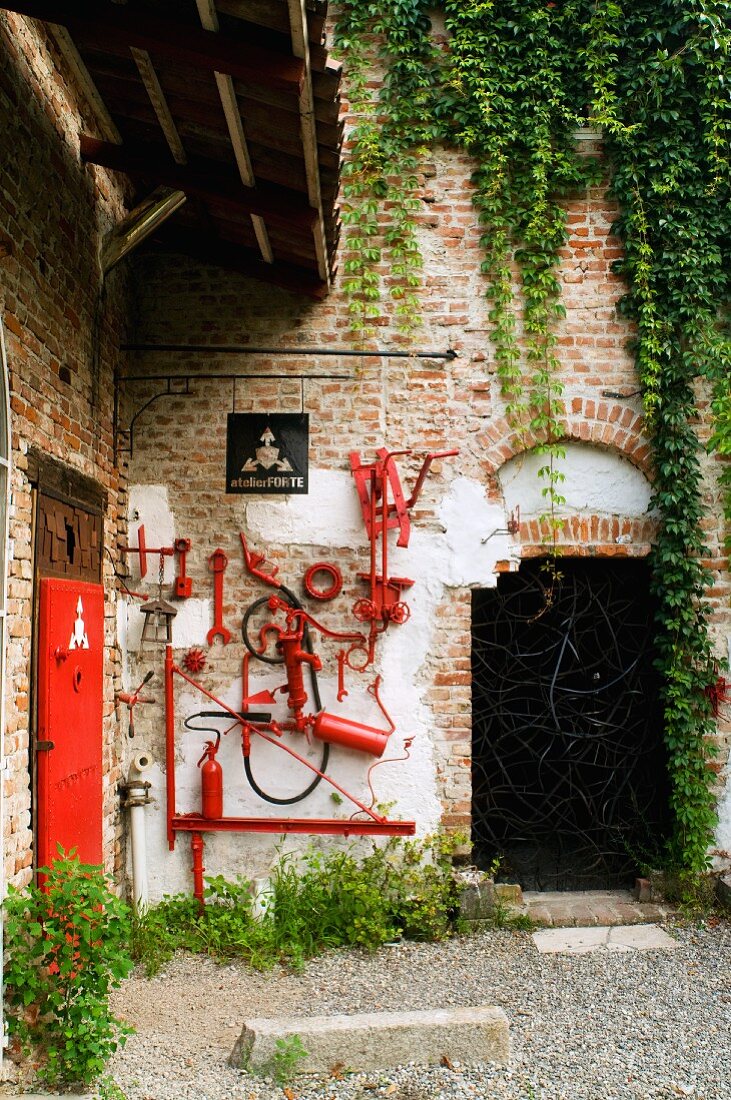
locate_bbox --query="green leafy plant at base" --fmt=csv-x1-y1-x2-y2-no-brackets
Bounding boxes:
648,868,720,917
3,849,134,1087
132,834,465,976
93,1074,130,1100
257,1034,309,1086
480,902,535,933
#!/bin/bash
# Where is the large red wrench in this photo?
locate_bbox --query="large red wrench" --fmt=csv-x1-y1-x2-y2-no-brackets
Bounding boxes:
207,548,232,646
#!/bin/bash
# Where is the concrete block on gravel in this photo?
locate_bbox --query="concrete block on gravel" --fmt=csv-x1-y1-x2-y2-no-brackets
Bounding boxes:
230,1006,510,1076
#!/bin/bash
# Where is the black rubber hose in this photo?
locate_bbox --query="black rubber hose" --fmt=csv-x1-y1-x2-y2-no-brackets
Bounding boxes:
240,583,327,803
243,743,329,806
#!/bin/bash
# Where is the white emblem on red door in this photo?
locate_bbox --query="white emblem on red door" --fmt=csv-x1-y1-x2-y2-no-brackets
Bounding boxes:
69,596,90,650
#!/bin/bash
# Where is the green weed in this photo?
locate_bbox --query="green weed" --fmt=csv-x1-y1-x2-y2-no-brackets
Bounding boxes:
259,1034,309,1085
132,834,466,974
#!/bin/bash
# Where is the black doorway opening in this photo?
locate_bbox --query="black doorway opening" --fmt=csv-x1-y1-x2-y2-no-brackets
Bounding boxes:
471,558,670,890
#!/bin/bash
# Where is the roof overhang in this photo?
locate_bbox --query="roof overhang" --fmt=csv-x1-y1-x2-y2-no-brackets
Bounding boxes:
2,0,342,297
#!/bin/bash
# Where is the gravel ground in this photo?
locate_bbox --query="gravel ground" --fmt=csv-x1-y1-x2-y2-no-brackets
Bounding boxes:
8,920,731,1099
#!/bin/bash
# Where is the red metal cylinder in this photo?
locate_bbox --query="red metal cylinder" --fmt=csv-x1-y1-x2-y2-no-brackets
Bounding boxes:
198,741,223,819
312,711,389,757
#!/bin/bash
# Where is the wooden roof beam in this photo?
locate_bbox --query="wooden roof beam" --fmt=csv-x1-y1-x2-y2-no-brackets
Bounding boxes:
129,48,187,165
0,1,304,92
194,0,273,265
287,0,330,286
48,26,121,142
79,135,317,229
216,0,325,47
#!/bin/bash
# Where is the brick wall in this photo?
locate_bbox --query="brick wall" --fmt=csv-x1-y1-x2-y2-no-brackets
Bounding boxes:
0,13,133,886
3,12,725,893
121,125,730,887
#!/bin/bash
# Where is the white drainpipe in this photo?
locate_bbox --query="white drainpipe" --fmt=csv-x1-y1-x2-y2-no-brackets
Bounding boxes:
123,751,154,910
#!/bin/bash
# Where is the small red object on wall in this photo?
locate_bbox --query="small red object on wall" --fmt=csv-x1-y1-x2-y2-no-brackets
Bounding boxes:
303,561,343,601
706,675,731,717
207,548,232,646
174,538,192,598
183,647,207,674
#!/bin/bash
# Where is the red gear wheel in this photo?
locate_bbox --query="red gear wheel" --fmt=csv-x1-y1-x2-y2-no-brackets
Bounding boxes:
352,597,377,623
183,647,207,674
388,601,411,625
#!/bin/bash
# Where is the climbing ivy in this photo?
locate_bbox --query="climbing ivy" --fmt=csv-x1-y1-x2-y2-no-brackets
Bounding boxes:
334,1,441,335
592,0,731,870
333,0,731,871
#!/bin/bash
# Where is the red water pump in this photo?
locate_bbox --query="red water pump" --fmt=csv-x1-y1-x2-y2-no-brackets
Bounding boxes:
255,595,392,756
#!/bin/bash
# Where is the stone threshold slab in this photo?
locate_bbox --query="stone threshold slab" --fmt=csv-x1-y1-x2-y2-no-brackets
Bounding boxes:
230,1006,510,1076
532,923,677,954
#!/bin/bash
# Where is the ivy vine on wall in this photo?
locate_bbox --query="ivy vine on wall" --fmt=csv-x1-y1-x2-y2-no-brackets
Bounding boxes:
333,0,731,872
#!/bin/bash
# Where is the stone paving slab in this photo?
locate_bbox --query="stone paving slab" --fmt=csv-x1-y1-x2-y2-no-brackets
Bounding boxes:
532,923,677,955
230,1006,510,1076
521,889,675,927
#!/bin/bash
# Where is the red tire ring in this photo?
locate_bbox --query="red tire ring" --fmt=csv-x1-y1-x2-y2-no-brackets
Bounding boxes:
303,561,343,601
345,643,371,673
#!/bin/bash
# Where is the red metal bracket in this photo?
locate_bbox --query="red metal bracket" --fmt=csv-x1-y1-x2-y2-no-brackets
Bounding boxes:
172,815,416,837
121,524,173,578
174,538,192,598
240,532,281,588
349,448,459,549
120,526,192,597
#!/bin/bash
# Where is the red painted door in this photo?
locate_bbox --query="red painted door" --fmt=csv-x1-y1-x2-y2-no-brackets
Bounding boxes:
36,578,104,869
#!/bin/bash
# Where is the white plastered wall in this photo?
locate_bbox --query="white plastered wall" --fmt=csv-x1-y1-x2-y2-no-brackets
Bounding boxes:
118,443,673,900
118,473,517,901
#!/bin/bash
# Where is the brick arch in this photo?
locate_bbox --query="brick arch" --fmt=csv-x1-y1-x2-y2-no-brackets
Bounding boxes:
477,398,653,478
479,398,657,561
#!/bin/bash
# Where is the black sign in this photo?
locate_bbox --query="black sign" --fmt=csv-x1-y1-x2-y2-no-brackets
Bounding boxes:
226,413,309,495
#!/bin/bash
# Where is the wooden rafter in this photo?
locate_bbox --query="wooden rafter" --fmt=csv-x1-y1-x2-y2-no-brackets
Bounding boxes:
48,26,121,142
79,135,318,229
216,0,326,45
288,0,329,285
194,0,273,265
83,60,344,151
0,1,305,92
129,48,186,165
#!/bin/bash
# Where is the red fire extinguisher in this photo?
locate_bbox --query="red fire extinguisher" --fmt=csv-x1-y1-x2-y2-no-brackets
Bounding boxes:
197,737,223,819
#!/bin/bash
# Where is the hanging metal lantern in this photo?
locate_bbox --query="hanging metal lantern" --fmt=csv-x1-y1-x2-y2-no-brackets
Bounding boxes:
140,597,177,651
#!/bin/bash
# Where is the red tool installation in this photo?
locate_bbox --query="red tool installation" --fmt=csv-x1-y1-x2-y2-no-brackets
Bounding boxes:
165,645,414,903
349,448,459,663
164,450,457,903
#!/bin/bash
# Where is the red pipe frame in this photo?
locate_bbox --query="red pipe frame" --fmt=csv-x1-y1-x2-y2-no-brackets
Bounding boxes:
164,647,416,893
